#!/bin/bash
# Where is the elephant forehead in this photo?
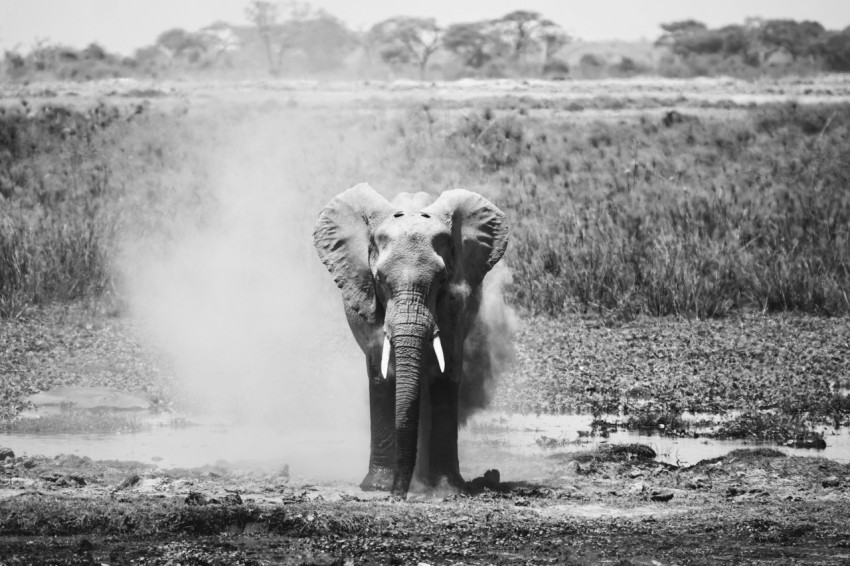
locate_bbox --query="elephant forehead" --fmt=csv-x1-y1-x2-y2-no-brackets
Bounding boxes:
375,215,450,243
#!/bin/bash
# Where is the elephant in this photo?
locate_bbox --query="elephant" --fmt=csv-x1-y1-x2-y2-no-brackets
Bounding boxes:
313,183,509,498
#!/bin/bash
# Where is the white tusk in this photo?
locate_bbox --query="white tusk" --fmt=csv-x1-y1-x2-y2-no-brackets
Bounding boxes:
380,335,391,379
433,335,445,373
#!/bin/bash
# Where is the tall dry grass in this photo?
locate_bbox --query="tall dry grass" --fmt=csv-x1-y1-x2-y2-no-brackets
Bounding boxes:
421,102,850,319
1,98,848,320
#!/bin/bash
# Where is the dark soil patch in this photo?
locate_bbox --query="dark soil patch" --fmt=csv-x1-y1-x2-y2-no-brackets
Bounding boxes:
1,448,849,564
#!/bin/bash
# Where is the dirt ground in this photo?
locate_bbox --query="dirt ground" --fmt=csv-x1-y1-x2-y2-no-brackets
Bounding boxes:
1,447,849,565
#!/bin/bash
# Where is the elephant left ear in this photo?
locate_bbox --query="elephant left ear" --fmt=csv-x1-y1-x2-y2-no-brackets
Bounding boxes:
313,183,396,324
422,189,509,286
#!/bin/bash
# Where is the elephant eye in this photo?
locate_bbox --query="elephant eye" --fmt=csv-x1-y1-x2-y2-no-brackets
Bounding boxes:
420,213,430,218
393,211,404,218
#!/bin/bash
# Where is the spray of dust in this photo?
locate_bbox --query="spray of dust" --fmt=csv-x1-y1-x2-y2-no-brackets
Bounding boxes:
460,263,518,423
118,107,369,480
117,103,517,481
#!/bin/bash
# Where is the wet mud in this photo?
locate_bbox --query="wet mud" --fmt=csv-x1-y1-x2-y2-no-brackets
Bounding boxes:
1,447,849,565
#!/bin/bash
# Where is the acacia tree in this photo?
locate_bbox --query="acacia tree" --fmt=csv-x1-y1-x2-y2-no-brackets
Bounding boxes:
759,19,825,59
156,28,209,63
655,20,708,52
537,21,571,62
492,10,563,60
442,22,507,69
444,13,567,73
814,28,850,71
245,1,348,75
245,0,284,73
369,17,442,78
283,10,355,71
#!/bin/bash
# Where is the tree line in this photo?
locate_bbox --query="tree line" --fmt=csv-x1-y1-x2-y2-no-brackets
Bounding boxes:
2,1,850,81
656,18,850,75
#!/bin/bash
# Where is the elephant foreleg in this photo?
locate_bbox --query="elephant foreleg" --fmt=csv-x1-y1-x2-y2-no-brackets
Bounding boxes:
361,357,396,491
428,379,465,491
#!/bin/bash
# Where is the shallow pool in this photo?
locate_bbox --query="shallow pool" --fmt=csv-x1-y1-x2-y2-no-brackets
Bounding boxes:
2,412,847,484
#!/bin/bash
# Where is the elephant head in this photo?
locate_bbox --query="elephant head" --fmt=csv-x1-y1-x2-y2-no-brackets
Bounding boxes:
313,183,508,496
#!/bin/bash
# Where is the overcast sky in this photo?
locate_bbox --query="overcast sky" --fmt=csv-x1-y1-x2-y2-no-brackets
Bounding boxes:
2,0,849,55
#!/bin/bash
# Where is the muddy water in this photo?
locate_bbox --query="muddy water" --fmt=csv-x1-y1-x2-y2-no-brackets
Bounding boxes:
461,413,850,462
1,421,370,483
2,412,848,484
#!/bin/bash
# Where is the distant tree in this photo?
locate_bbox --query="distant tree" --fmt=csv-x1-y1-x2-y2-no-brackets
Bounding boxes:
491,10,565,60
369,17,442,78
815,29,850,71
245,0,284,73
284,10,355,71
4,50,25,71
245,1,351,74
156,28,208,62
578,52,606,77
538,22,571,62
199,21,242,64
759,19,825,59
133,44,168,73
442,22,507,69
715,25,751,56
82,43,107,61
30,38,54,71
656,20,708,46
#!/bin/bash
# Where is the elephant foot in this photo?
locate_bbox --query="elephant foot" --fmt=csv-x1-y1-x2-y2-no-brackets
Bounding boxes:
360,464,394,492
390,472,413,499
431,470,468,495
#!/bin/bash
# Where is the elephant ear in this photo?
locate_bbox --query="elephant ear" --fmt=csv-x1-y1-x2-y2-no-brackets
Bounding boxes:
313,183,396,324
422,189,509,287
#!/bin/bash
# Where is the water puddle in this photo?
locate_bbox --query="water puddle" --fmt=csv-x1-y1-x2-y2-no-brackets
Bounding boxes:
461,413,850,467
2,412,847,483
1,421,369,482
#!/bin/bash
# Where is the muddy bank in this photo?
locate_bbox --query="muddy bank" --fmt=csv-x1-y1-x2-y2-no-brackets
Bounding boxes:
1,448,849,564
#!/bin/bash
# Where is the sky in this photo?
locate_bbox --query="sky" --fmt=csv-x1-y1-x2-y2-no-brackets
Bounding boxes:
1,0,849,55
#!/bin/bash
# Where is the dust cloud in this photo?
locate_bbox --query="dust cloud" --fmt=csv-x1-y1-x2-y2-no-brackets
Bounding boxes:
460,263,518,424
118,106,369,479
116,103,516,479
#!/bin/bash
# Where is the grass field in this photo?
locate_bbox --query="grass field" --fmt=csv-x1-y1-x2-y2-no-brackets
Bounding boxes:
2,80,849,319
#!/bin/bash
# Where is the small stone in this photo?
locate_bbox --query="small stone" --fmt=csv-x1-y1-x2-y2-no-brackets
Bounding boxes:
628,482,646,494
0,448,14,461
23,458,38,469
650,492,674,502
630,470,644,478
822,476,840,488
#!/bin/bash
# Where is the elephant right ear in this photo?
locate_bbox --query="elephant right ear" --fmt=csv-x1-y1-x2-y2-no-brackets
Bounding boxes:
313,183,396,324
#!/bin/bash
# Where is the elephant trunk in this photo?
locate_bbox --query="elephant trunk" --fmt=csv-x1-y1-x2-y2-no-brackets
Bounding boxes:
386,286,435,497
